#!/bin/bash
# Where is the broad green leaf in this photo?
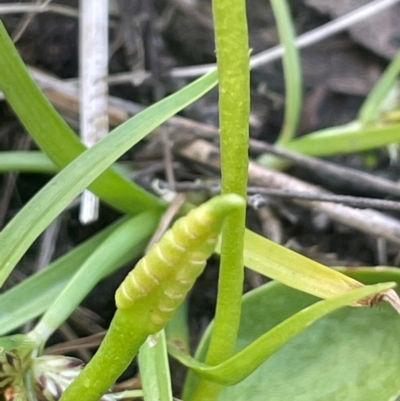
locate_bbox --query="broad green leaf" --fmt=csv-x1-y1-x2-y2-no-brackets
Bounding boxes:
139,330,174,401
342,266,400,284
0,22,160,214
185,269,400,401
0,69,218,287
0,217,144,335
174,282,394,391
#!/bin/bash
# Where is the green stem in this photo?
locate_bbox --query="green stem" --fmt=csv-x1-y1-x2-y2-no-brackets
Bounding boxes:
60,195,244,401
272,0,302,146
192,0,249,399
358,51,400,125
60,309,149,401
257,0,302,169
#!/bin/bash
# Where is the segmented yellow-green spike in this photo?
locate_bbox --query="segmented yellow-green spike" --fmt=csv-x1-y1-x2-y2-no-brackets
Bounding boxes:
115,193,245,332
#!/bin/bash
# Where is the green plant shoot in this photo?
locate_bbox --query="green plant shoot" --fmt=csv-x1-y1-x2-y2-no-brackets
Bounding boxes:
60,194,245,401
206,0,249,367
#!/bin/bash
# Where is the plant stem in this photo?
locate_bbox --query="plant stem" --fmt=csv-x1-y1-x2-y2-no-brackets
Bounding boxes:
210,0,249,360
358,51,400,125
191,0,249,399
271,0,302,145
60,310,149,401
60,195,244,401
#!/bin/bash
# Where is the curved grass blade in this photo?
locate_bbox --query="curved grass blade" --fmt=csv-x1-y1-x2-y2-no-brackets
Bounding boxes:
0,217,142,335
358,51,400,125
219,229,367,305
244,229,363,297
170,282,395,387
285,121,400,157
0,22,160,214
271,0,302,145
29,210,161,344
219,230,400,312
0,69,218,287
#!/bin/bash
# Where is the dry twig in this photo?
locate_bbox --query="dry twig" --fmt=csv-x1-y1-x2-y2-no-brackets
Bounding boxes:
177,139,400,246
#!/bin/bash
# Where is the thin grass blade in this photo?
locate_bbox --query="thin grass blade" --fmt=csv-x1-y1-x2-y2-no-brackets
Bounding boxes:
285,121,400,156
139,330,174,401
0,69,218,287
0,217,140,335
0,22,160,214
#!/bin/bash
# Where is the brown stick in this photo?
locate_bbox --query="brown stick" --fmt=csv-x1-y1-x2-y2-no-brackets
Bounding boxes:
177,139,400,245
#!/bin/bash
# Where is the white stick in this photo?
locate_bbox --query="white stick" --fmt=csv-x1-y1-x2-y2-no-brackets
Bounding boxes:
2,0,398,93
1,0,399,78
170,0,400,78
79,0,109,224
0,3,78,17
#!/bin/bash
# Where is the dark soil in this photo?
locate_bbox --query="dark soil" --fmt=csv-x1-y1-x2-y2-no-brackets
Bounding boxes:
1,0,400,396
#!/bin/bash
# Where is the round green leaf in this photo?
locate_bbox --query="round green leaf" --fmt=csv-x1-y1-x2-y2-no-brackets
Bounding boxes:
194,269,400,401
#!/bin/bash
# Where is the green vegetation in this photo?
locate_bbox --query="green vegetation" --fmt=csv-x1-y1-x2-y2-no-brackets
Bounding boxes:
0,1,400,400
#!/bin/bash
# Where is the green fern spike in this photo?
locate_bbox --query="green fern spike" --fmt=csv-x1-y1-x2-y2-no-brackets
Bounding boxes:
115,194,244,331
60,194,245,401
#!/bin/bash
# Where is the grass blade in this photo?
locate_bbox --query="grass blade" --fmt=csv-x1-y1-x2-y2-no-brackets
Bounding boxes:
358,51,400,125
240,229,368,303
139,330,174,401
285,121,400,156
271,0,302,145
0,69,218,287
0,22,160,214
0,151,57,173
0,217,131,335
30,211,161,343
